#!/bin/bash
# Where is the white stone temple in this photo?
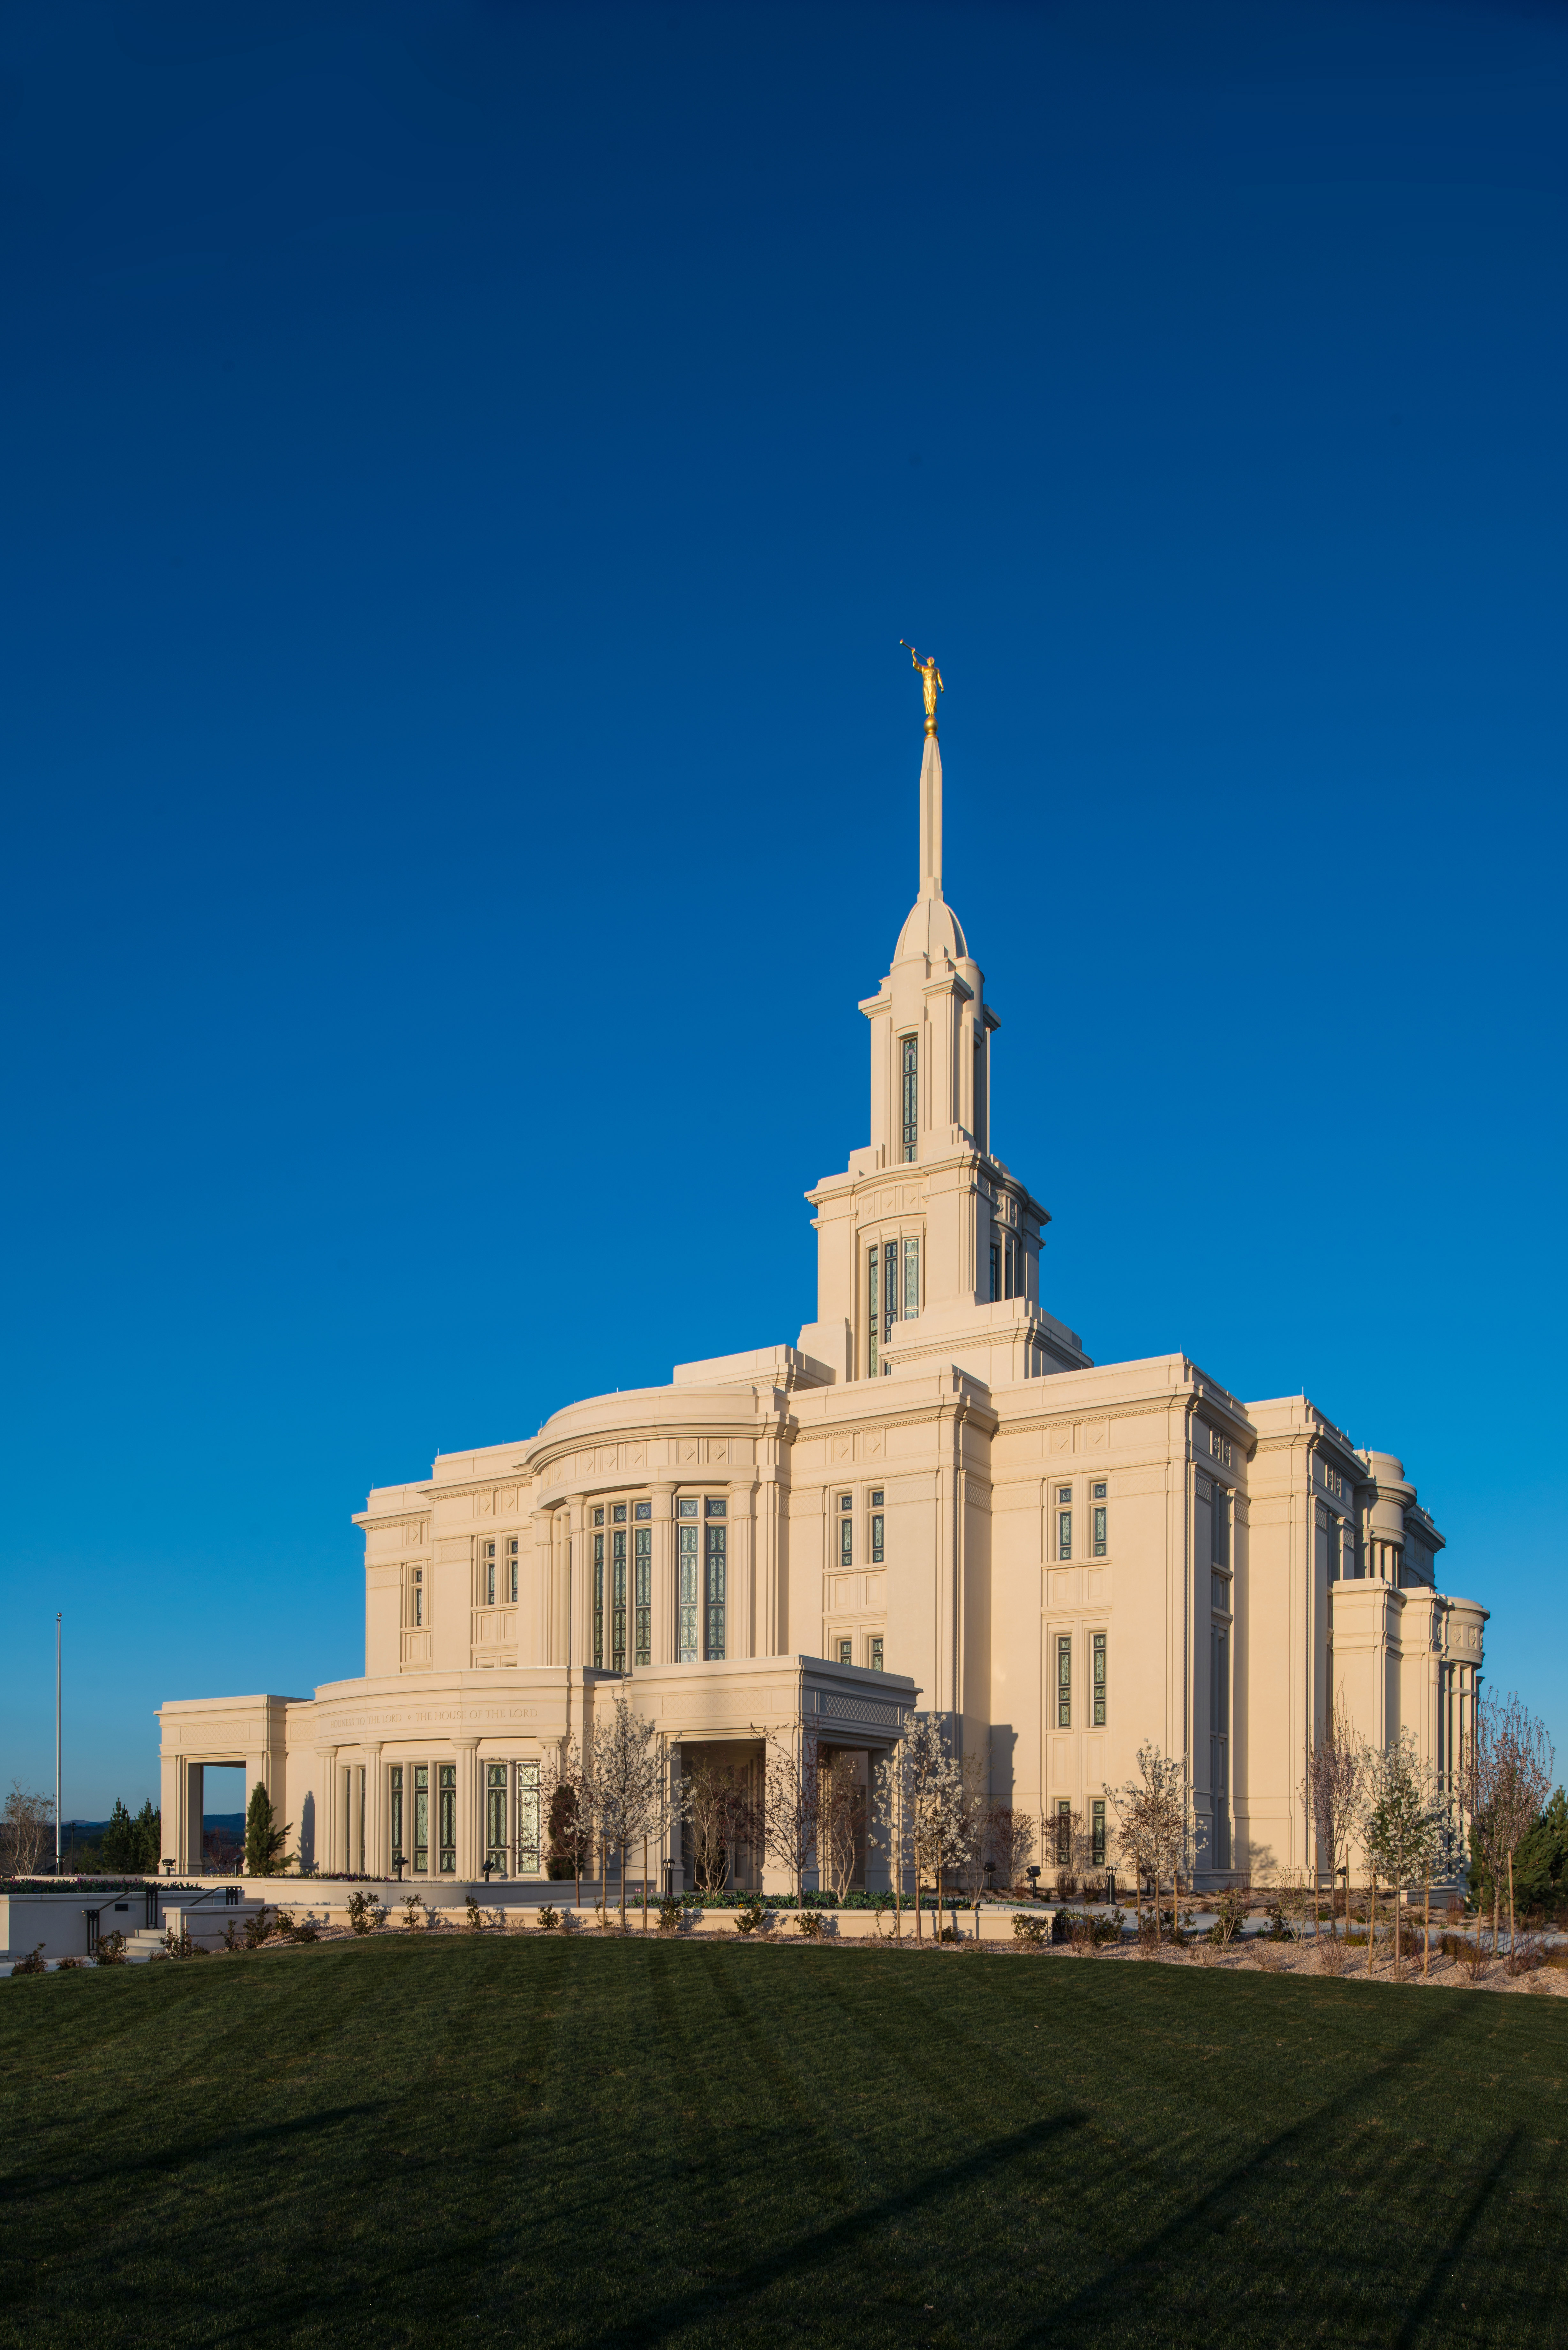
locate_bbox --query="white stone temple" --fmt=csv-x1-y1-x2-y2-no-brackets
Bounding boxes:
159,666,1487,1889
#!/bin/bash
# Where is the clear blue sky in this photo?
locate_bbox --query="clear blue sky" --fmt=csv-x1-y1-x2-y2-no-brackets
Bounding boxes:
2,0,1564,1817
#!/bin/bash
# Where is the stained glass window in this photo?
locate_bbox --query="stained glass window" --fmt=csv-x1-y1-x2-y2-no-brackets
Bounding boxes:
438,1764,456,1874
1091,1799,1106,1867
705,1520,726,1659
390,1765,404,1868
409,1566,423,1628
516,1760,541,1874
870,1637,884,1672
482,1539,496,1606
593,1532,605,1666
868,1246,880,1377
506,1536,519,1603
1057,1510,1072,1561
838,1638,853,1664
413,1764,429,1874
901,1033,919,1161
612,1529,627,1671
903,1235,920,1319
634,1527,652,1665
678,1521,699,1662
870,1506,884,1563
1092,1505,1107,1558
1092,1632,1107,1727
840,1514,853,1568
486,1762,508,1873
1057,1636,1071,1729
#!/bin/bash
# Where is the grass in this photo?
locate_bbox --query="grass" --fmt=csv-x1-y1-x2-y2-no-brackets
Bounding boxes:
3,1939,1567,2347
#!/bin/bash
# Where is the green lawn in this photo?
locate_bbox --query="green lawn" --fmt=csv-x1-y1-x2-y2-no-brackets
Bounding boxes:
2,1938,1566,2348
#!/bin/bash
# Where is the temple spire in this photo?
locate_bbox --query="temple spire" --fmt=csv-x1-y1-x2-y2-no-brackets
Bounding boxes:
918,728,943,896
901,642,945,896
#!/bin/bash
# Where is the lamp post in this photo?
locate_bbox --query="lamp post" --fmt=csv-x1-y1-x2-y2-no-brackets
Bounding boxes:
392,1851,406,1884
1026,1864,1040,1900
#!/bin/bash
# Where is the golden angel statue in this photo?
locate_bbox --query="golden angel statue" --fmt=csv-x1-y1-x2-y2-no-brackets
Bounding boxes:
900,640,943,732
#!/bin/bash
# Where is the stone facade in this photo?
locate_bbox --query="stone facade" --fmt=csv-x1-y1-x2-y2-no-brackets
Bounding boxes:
159,716,1487,1889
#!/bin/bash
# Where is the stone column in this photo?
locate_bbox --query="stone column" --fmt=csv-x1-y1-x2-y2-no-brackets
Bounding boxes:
650,1480,676,1665
316,1747,339,1875
364,1743,384,1877
454,1737,480,1883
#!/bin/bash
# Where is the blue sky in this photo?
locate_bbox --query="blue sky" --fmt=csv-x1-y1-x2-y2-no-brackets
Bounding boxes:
2,0,1564,1816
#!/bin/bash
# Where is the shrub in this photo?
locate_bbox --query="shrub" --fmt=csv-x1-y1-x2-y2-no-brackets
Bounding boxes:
735,1898,767,1936
272,1907,297,1937
1012,1914,1047,1945
242,1906,275,1951
465,1897,485,1934
657,1899,681,1934
288,1916,321,1944
94,1931,127,1967
162,1925,206,1959
11,1943,47,1975
536,1907,562,1933
795,1909,823,1939
1207,1887,1248,1949
57,1956,87,1970
400,1896,425,1933
346,1890,386,1936
1063,1907,1126,1947
1261,1900,1296,1942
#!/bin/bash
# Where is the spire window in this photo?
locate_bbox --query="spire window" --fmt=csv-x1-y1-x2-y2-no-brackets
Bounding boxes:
866,1235,920,1375
677,1500,700,1662
900,1034,919,1162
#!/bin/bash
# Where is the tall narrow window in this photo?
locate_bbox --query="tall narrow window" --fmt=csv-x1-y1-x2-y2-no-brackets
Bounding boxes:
593,1532,605,1667
838,1638,853,1664
390,1764,404,1868
677,1499,700,1662
482,1539,496,1606
902,1235,920,1320
516,1759,541,1874
409,1566,423,1628
989,1241,1000,1302
870,1636,884,1672
1092,1482,1108,1558
1324,1514,1341,1582
884,1239,898,1357
973,1036,985,1150
1211,1483,1231,1571
634,1526,652,1665
869,1490,885,1563
413,1763,429,1874
506,1536,519,1603
901,1033,919,1161
1057,1491,1073,1560
438,1763,456,1874
1057,1634,1072,1728
868,1245,880,1377
612,1528,627,1671
839,1493,853,1568
1055,1798,1072,1864
705,1499,727,1659
1092,1631,1107,1727
1091,1798,1106,1868
486,1762,508,1875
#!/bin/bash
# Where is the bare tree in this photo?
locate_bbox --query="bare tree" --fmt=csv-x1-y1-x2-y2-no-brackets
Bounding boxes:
2,1784,55,1878
1459,1692,1554,1959
1104,1745,1206,1944
818,1751,865,1902
683,1758,752,1892
590,1692,680,1930
983,1802,1035,1891
752,1725,823,1910
1482,1692,1555,1958
541,1734,601,1915
1302,1699,1365,1933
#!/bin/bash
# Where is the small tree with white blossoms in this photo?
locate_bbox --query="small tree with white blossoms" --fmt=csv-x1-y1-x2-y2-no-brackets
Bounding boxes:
1358,1730,1449,1979
1104,1745,1206,1944
752,1725,823,1911
593,1691,683,1930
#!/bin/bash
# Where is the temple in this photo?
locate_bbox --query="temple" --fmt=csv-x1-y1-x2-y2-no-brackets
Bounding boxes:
158,684,1488,1890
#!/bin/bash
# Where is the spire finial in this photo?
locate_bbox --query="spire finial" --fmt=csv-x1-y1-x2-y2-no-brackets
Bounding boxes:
900,640,943,736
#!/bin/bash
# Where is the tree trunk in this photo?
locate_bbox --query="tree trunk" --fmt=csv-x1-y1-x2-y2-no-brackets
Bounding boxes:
642,1837,649,1934
1508,1851,1515,1963
1367,1877,1376,1977
1492,1886,1499,1960
1423,1871,1430,1979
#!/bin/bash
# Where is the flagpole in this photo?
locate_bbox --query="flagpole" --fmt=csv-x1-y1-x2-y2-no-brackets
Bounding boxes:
55,1613,62,1875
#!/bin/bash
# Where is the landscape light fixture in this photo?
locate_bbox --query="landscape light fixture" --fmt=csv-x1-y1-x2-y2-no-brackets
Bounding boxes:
392,1852,406,1882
